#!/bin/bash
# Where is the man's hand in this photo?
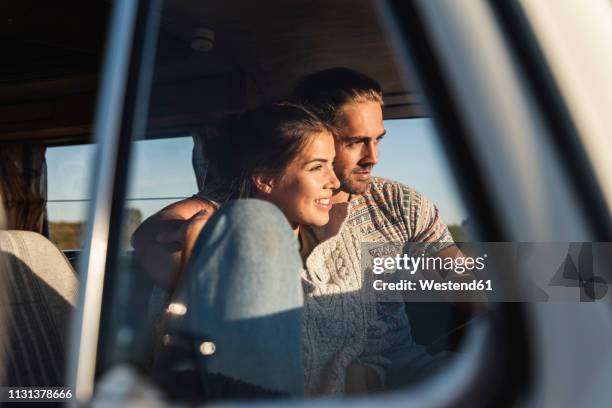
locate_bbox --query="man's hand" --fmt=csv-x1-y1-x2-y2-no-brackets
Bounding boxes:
155,209,209,247
131,198,216,290
168,210,211,276
345,363,383,394
154,209,212,287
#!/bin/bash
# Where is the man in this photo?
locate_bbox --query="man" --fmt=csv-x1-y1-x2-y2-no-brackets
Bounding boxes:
292,68,454,254
292,68,460,393
132,67,461,393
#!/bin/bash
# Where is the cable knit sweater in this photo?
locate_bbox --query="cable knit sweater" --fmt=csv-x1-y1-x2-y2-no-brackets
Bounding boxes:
150,177,453,395
301,205,370,395
299,177,453,395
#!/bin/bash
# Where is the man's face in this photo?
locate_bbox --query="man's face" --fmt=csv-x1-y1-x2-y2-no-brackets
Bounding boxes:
333,101,385,194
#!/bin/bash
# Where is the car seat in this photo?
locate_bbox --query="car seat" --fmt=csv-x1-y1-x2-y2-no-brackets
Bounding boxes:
0,230,78,386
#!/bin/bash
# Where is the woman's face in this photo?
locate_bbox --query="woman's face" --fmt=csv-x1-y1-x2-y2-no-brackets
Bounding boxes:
265,130,340,228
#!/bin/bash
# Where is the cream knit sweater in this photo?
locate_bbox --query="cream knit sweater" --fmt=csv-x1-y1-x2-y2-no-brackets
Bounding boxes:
300,178,454,395
155,179,452,395
300,203,379,395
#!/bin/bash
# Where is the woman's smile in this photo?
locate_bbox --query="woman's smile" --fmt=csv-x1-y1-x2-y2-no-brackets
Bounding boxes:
265,130,340,228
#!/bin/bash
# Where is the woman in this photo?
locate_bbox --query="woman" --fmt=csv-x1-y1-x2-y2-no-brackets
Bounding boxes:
171,101,340,277
148,102,366,398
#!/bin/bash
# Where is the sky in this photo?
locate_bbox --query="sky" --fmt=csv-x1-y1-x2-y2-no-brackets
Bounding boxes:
46,118,467,226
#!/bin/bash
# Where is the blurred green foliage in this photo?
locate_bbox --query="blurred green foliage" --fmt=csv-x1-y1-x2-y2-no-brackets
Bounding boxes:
49,221,83,250
50,207,143,250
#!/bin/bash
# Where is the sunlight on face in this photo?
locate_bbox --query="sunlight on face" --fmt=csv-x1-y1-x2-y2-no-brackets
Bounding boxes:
333,101,385,194
266,130,340,229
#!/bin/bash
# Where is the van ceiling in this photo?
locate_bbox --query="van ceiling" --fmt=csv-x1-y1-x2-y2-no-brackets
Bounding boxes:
0,0,423,145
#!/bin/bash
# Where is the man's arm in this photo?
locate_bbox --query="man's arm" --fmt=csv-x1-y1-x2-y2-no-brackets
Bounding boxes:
131,197,215,290
399,185,484,305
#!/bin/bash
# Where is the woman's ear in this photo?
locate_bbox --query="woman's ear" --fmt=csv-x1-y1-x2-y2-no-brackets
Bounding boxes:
251,174,274,194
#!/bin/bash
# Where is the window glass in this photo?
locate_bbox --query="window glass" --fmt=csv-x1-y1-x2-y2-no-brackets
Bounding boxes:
97,0,483,402
47,144,95,249
378,118,470,241
46,138,196,250
123,136,197,248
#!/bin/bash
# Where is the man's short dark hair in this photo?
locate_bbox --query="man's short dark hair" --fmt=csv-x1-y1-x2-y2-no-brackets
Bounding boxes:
292,67,383,131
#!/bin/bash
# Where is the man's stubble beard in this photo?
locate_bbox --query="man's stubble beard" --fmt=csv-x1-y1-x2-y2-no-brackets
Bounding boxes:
338,172,371,195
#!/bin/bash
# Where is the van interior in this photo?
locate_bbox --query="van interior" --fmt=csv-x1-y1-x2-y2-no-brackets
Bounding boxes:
0,0,476,400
